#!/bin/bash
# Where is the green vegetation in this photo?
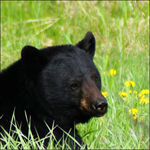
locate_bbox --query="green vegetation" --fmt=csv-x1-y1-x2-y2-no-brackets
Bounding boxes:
1,1,149,149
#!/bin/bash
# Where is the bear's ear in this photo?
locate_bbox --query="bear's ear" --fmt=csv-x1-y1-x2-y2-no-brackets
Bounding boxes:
21,45,47,80
75,31,96,59
21,45,47,65
21,45,40,63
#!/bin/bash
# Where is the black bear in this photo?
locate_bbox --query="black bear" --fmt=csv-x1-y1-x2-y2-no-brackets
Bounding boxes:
0,32,108,149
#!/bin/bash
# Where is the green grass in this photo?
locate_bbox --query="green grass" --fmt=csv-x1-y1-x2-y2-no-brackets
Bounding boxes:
1,1,149,149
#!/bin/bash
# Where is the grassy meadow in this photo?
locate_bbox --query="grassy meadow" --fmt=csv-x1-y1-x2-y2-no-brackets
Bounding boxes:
1,1,149,149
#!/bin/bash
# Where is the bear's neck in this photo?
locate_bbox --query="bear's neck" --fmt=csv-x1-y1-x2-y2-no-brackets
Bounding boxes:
1,60,23,100
1,60,40,111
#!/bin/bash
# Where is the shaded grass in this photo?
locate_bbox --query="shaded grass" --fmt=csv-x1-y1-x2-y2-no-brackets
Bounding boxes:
0,111,86,149
1,1,149,149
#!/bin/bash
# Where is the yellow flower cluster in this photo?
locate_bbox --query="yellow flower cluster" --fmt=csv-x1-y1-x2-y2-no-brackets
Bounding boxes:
133,91,138,94
103,69,117,76
118,79,149,121
127,89,149,103
102,91,107,98
119,92,127,98
129,108,138,120
128,90,138,95
137,89,149,98
110,69,117,76
138,93,144,98
124,80,135,87
140,98,148,104
141,89,149,95
138,89,149,104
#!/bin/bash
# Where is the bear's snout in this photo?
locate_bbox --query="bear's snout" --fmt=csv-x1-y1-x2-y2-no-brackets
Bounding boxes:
92,99,108,116
81,82,108,117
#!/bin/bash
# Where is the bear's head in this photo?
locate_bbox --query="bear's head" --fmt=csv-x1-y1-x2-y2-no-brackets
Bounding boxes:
21,32,108,124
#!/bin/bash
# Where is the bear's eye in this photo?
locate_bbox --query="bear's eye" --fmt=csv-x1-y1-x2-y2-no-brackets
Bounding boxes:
91,75,99,82
71,83,80,90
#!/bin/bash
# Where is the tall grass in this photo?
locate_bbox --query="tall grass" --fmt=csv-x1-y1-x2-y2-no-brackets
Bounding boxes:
1,1,149,149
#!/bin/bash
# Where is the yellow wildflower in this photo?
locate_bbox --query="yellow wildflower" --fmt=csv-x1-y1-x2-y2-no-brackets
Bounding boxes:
138,93,144,98
134,90,138,94
119,92,127,98
140,98,148,104
124,80,135,87
125,81,130,87
133,91,138,98
131,108,138,115
103,72,106,75
102,91,107,98
110,69,117,76
141,89,149,95
133,115,137,120
129,90,132,94
129,108,138,120
130,80,135,87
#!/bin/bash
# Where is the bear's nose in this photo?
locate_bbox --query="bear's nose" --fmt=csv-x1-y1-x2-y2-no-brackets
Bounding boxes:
93,100,108,113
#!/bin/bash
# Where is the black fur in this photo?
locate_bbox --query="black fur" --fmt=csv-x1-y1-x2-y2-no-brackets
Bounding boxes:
0,32,107,149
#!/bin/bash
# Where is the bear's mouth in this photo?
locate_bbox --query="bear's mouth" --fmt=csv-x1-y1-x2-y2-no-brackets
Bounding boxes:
80,103,108,117
80,98,108,117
